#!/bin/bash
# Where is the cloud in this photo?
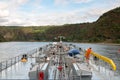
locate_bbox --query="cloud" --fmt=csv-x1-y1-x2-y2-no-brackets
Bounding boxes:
0,0,120,26
0,18,8,23
0,0,29,25
54,0,92,5
0,9,9,18
25,10,92,26
55,0,68,5
0,1,9,18
0,1,8,9
11,0,29,6
17,0,28,4
73,0,92,3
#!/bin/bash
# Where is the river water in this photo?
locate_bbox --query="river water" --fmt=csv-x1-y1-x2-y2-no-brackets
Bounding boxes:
0,42,48,62
0,42,120,68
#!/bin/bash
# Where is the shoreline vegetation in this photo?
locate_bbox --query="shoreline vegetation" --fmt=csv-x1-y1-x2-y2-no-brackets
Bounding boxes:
0,41,120,46
0,7,120,43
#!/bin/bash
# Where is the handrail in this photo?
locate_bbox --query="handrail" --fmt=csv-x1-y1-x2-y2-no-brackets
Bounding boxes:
0,48,38,72
91,52,116,71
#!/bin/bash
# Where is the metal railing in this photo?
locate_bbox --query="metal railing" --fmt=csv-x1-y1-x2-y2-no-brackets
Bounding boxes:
0,55,22,71
0,48,38,72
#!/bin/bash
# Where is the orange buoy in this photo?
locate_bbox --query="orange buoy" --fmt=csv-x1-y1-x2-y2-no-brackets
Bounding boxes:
21,58,27,62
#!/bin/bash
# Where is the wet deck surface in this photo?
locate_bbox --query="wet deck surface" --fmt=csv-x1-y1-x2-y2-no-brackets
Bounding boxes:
1,57,119,80
0,58,35,79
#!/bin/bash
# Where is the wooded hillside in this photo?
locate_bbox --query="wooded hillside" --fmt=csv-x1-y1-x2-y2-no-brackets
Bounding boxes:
0,7,120,43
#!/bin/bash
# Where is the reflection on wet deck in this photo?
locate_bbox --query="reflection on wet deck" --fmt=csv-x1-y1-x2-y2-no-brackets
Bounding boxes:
0,58,35,79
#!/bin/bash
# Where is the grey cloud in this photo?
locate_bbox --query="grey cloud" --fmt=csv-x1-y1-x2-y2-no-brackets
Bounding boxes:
0,18,8,23
6,21,26,26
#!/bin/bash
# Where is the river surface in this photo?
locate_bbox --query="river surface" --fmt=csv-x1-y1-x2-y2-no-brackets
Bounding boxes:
0,42,48,62
0,42,120,61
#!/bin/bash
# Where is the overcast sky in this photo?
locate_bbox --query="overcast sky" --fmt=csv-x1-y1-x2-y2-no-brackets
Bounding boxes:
0,0,120,26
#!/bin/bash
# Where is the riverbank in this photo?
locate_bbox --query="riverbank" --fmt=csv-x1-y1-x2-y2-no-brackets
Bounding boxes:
70,41,120,46
1,41,120,46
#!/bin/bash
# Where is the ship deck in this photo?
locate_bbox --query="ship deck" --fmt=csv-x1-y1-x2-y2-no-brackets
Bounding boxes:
0,43,120,80
0,58,119,80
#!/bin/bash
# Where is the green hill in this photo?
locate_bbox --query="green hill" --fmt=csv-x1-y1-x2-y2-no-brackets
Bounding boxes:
93,7,120,43
73,7,120,43
43,7,120,43
0,7,120,43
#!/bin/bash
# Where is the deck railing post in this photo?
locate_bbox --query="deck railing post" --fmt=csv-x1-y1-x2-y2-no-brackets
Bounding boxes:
0,62,2,71
11,58,12,66
15,57,16,63
17,56,18,62
6,61,7,69
98,59,100,71
18,56,20,62
18,56,20,61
